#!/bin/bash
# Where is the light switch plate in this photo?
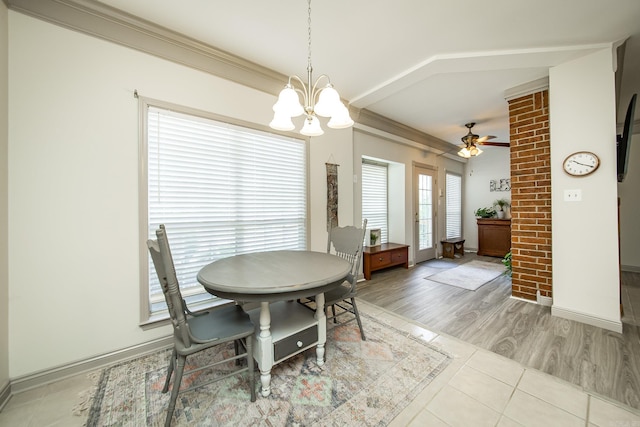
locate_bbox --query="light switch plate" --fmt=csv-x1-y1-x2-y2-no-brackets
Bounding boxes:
564,189,582,202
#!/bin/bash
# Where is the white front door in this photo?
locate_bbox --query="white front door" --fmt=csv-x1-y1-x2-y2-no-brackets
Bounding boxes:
414,166,436,263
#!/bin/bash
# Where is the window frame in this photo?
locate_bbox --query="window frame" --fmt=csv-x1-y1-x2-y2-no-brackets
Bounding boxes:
138,97,310,326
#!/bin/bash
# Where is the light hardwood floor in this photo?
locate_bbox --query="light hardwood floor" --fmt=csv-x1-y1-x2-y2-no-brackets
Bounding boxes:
356,253,640,410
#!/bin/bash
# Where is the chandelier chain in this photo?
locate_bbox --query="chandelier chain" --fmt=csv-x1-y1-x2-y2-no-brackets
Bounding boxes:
307,0,312,68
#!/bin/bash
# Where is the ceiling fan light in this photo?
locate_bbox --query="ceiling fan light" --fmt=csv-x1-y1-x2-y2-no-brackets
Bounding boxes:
269,111,295,131
300,115,324,136
314,86,341,117
475,147,483,156
327,105,354,129
273,86,304,117
457,147,471,158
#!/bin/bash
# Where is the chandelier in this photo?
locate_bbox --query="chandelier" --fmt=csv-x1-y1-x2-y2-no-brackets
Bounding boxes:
457,124,483,158
269,0,353,136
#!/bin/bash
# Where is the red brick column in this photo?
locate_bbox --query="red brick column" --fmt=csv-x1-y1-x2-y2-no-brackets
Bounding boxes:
508,91,552,301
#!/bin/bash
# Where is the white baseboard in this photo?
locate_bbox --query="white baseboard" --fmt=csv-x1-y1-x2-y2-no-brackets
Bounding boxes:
10,336,173,395
536,291,553,307
551,306,622,333
510,295,536,304
0,379,10,412
509,294,552,307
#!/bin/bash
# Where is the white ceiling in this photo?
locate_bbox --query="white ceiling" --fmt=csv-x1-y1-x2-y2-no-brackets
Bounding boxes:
95,0,640,150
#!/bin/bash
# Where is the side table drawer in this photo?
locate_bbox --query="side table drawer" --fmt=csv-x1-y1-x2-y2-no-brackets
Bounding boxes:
391,248,408,263
369,251,391,269
273,325,318,361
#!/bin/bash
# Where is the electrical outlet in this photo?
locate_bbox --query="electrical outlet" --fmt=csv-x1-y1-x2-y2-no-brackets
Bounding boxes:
564,189,582,202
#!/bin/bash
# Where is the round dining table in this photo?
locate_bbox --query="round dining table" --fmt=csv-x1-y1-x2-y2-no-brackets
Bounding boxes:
197,250,351,397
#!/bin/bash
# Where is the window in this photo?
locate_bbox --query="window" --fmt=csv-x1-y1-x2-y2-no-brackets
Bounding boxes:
445,172,462,239
142,100,307,319
362,160,388,243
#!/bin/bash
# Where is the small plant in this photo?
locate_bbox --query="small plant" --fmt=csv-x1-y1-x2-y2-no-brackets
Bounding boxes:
493,198,510,212
502,251,512,276
474,206,496,218
370,231,379,246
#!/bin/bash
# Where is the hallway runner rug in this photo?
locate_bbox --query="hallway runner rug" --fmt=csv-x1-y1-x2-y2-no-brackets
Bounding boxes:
426,260,505,291
79,312,451,426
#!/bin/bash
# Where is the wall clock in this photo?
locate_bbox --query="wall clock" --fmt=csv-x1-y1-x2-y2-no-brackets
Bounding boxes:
562,151,600,176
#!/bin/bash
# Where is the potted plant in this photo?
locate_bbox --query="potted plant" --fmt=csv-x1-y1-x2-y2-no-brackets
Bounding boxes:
474,206,496,218
502,251,512,276
493,198,510,219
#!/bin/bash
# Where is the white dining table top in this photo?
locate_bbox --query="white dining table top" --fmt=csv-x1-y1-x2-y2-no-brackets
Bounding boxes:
197,250,351,301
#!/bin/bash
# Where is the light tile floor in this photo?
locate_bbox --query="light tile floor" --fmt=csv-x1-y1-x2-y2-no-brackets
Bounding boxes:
2,300,640,426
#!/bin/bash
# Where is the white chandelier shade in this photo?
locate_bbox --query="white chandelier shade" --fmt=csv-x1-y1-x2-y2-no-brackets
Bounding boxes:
327,104,354,129
301,115,323,136
269,111,295,132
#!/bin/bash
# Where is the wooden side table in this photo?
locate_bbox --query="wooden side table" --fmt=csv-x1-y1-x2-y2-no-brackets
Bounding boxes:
441,238,465,259
477,219,511,257
362,243,409,280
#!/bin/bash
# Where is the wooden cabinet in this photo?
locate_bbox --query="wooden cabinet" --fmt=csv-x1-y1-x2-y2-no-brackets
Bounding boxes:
363,243,409,280
477,219,511,257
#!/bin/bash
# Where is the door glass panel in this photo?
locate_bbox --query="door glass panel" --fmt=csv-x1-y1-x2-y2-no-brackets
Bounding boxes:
418,173,433,250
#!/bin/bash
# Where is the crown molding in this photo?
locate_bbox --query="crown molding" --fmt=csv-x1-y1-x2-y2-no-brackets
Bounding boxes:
7,0,449,152
354,108,453,153
7,0,286,95
504,77,550,101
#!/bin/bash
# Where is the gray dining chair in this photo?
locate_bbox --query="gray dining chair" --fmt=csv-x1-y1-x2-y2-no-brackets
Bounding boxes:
147,224,256,427
301,219,368,340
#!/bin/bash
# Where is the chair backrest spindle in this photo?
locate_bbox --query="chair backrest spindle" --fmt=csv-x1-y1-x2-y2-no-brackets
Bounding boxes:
147,224,192,347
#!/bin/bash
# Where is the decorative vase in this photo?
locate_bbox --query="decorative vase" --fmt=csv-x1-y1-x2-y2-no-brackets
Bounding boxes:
497,210,505,219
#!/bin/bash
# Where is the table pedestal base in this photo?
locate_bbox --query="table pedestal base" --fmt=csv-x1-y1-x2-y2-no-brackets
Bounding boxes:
247,295,326,397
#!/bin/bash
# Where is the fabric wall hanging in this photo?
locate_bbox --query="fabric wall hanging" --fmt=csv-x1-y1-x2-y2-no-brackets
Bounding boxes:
326,163,339,230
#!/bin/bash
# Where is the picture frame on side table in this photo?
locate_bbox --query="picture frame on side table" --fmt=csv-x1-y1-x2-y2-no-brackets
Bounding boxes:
369,228,381,247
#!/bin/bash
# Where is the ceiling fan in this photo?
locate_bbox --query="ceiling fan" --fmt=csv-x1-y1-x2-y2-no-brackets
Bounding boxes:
458,122,509,158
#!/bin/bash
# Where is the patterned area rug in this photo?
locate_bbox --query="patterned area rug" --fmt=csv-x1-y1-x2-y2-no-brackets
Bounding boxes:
426,260,504,291
80,313,451,426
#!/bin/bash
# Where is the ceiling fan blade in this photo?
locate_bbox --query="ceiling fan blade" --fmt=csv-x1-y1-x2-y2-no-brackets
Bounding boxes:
479,141,510,147
477,135,496,143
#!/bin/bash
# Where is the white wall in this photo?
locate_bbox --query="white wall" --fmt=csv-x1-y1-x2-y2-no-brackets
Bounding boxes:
308,128,355,252
549,48,622,332
6,12,351,377
1,0,10,391
462,148,511,251
618,133,640,271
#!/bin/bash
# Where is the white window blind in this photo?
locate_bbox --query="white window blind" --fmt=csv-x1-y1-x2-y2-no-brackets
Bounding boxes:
146,105,307,314
445,172,462,239
362,160,388,243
